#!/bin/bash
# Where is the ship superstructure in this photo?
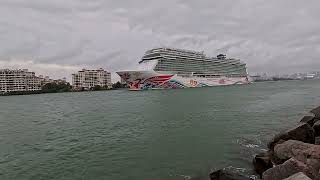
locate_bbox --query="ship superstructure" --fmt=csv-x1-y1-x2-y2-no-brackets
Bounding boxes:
140,48,247,77
117,47,250,90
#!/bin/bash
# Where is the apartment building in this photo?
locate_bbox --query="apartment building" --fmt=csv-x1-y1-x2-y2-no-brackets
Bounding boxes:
72,68,111,90
38,75,67,85
0,69,42,93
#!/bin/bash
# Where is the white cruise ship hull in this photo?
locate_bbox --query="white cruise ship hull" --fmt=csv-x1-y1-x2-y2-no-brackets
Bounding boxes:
117,71,251,90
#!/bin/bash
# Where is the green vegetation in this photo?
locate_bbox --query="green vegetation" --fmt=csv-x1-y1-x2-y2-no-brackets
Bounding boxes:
42,82,72,93
112,81,127,89
0,90,43,96
0,82,72,96
0,82,127,96
90,85,112,91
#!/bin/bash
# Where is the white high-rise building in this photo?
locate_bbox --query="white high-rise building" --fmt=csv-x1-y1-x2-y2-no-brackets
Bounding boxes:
0,69,42,93
72,68,111,90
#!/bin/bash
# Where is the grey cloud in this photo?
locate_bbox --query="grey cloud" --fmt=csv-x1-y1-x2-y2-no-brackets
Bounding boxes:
0,0,320,81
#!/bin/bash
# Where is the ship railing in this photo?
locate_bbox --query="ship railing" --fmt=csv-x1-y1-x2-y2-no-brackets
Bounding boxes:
192,73,223,78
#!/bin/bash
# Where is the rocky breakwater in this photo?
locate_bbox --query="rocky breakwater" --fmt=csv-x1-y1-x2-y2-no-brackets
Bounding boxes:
253,105,320,180
208,106,320,180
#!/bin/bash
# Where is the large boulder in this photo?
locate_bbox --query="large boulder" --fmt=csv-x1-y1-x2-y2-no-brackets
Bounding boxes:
306,158,320,175
311,106,320,118
313,120,320,136
268,123,315,150
209,169,252,180
315,136,320,145
300,116,315,126
262,158,317,180
274,140,320,162
252,152,273,177
283,172,312,180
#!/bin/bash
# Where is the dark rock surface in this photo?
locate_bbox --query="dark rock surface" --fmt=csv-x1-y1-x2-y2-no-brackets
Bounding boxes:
209,169,252,180
315,136,320,145
306,158,320,175
313,120,320,136
283,172,312,180
252,152,273,177
262,158,316,180
311,106,320,118
300,116,315,126
268,123,315,150
188,175,210,180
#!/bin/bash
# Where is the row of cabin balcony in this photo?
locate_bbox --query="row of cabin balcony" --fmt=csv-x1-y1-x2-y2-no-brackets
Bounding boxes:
141,56,244,65
154,68,247,75
157,61,246,68
159,59,245,67
155,63,246,71
159,57,243,64
156,69,247,74
154,66,246,74
163,71,248,77
153,52,240,61
193,74,247,78
155,62,246,68
147,49,236,61
161,53,204,59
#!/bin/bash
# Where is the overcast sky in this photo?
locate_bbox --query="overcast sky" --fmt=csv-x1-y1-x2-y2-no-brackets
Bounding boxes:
1,0,320,81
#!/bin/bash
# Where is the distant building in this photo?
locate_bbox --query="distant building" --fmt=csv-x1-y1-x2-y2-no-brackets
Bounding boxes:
250,73,273,82
72,68,111,90
250,75,262,81
38,75,67,85
0,69,42,93
306,73,316,79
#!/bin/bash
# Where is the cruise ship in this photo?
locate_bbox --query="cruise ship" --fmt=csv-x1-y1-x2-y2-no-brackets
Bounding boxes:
117,47,251,90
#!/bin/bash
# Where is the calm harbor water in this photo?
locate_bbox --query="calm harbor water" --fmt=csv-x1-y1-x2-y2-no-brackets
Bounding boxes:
1,80,320,180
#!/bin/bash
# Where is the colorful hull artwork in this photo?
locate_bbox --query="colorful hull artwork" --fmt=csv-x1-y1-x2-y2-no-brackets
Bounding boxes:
117,71,251,90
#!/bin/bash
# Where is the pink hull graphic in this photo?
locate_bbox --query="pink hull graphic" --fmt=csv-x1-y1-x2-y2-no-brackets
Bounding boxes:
117,71,251,90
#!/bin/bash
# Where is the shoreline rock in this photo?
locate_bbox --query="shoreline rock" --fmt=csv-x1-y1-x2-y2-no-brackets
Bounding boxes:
262,158,317,180
300,115,316,126
252,151,273,177
283,172,312,180
313,121,320,136
268,123,315,150
311,106,320,119
209,169,252,180
274,140,320,162
260,106,320,179
315,137,320,145
208,105,320,180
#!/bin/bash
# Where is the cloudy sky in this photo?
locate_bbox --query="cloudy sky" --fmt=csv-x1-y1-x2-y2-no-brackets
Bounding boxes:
1,0,320,81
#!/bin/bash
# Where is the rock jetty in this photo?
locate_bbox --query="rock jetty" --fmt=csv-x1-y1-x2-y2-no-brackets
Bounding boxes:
208,105,320,180
254,105,320,180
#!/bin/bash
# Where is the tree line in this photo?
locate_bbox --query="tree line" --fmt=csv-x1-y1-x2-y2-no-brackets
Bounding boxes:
1,81,127,96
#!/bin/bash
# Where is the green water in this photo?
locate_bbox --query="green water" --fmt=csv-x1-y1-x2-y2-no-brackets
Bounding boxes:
1,80,320,180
